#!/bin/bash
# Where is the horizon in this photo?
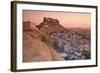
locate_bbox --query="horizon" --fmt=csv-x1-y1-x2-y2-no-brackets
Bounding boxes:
23,21,90,29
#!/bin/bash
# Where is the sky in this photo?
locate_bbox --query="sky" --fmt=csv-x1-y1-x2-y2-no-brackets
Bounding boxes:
23,10,91,28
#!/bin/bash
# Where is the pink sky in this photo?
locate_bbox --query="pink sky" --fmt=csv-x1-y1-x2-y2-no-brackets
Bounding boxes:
23,10,91,28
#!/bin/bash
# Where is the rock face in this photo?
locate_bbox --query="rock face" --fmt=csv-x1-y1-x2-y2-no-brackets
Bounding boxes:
23,33,63,62
23,21,38,31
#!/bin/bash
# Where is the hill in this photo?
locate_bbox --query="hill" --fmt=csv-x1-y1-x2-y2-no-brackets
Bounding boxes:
23,17,91,62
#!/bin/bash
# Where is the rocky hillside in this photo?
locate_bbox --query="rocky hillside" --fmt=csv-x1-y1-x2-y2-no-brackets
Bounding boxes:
23,20,64,62
23,33,64,62
23,17,91,62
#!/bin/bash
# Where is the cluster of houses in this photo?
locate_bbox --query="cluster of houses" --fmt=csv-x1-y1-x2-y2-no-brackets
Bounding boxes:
48,30,91,60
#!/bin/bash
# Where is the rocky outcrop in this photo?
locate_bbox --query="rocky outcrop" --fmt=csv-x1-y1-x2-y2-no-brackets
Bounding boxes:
37,17,66,35
23,20,64,62
23,21,38,31
23,32,64,62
